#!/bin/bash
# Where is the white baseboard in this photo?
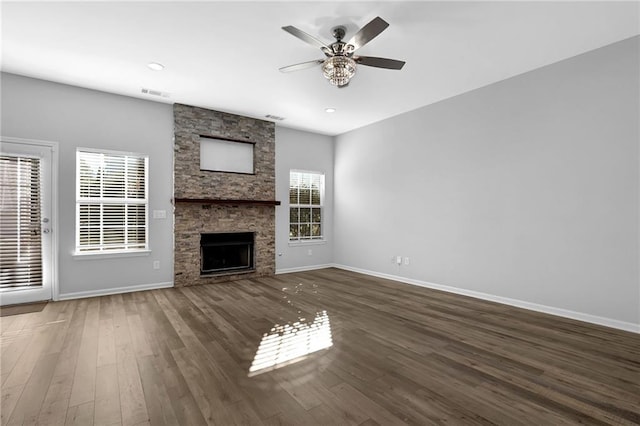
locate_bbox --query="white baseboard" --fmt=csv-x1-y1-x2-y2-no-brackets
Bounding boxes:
331,263,639,334
56,281,174,301
276,264,333,275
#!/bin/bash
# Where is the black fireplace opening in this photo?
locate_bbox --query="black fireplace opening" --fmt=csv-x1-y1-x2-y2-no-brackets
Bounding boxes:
201,232,255,275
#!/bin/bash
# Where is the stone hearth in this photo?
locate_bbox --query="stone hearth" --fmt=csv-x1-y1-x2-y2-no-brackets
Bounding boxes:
173,104,276,287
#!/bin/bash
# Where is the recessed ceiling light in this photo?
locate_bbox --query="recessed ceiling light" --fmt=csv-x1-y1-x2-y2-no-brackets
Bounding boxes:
325,108,336,113
147,62,165,71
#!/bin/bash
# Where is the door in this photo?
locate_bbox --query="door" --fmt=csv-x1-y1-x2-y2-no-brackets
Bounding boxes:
0,139,54,305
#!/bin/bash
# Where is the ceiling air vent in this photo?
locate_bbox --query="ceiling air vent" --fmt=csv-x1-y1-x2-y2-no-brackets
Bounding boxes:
265,114,285,121
141,87,170,98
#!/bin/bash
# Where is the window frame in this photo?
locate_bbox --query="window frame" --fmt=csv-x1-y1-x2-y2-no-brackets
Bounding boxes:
74,148,149,256
289,169,325,243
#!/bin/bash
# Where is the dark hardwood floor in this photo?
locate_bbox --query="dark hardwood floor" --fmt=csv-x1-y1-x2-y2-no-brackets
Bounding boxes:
1,268,639,425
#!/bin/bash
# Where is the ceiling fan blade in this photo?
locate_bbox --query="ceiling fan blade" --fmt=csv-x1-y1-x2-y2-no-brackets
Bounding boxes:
355,56,405,70
279,59,324,73
347,17,389,51
282,26,330,51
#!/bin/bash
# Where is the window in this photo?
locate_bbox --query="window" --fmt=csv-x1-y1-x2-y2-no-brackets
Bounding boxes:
289,170,323,241
76,149,148,254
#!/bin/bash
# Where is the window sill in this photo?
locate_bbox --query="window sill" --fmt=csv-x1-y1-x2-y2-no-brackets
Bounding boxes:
288,239,327,247
72,249,151,260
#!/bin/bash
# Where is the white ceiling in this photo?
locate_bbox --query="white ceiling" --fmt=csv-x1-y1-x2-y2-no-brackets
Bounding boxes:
2,1,638,136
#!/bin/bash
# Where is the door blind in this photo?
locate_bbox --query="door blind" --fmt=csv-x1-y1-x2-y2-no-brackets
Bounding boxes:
0,155,43,288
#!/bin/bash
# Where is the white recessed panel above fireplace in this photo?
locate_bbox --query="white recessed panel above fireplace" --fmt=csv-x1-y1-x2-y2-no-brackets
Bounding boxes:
200,137,254,174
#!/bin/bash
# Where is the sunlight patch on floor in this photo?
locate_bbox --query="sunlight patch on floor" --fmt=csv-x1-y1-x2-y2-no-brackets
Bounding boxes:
248,310,332,377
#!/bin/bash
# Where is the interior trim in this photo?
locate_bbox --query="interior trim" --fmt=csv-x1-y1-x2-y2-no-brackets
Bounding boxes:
57,281,174,301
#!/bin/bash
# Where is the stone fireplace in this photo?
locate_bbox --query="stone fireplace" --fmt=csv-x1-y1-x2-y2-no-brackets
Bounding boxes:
173,104,277,287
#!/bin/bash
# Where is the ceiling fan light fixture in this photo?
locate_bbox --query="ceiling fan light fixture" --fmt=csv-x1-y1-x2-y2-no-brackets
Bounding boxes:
322,56,356,87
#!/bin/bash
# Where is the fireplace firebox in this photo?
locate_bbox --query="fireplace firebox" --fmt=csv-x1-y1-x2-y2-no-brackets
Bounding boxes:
200,232,254,275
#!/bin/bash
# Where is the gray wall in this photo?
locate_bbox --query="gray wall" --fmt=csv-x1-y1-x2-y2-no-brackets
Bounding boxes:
3,36,638,328
1,73,174,297
275,126,334,271
334,37,639,326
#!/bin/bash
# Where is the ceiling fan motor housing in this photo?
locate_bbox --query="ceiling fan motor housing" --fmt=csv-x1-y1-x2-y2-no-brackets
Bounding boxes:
330,41,354,56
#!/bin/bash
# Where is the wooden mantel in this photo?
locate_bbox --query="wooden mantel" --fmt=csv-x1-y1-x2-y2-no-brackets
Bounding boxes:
173,198,281,206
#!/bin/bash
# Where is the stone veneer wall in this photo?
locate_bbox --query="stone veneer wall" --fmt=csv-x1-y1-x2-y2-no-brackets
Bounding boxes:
173,104,276,287
174,103,275,199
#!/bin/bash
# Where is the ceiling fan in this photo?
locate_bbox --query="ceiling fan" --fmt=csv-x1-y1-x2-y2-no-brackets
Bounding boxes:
279,16,405,88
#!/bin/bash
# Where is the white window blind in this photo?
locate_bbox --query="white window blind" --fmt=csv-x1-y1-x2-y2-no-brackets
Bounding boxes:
0,155,43,287
76,150,148,253
289,170,324,241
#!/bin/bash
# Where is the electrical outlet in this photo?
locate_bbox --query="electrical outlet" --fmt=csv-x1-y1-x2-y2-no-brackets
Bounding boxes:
153,260,160,270
307,249,313,256
404,257,410,265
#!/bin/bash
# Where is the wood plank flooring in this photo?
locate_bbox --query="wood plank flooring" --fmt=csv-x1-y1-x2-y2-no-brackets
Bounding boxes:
1,268,639,425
